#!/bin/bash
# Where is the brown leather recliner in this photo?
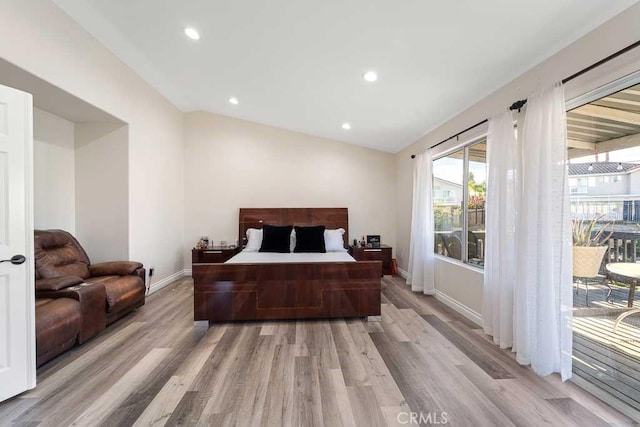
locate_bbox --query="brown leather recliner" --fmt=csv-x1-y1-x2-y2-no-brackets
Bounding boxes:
34,230,146,326
35,297,81,367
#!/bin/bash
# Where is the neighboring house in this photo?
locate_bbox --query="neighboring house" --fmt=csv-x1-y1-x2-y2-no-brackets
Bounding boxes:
433,177,463,206
569,161,640,220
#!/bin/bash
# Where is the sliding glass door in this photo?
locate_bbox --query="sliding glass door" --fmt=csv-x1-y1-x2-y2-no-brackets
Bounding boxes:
568,73,640,417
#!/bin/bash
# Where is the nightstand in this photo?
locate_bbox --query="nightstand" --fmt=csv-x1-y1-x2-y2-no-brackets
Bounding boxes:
349,244,392,276
192,247,240,264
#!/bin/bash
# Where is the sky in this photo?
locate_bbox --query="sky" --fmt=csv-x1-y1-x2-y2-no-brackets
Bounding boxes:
433,157,486,185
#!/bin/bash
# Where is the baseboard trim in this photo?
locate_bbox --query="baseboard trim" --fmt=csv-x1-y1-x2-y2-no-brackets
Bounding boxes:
183,269,192,277
435,290,482,326
148,270,185,294
397,267,408,279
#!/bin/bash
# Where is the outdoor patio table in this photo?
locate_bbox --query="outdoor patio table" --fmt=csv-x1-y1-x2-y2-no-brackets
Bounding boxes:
605,263,640,332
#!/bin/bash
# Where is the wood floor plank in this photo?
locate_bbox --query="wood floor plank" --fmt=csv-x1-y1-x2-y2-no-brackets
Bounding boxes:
331,321,371,387
296,321,341,370
422,314,515,379
452,321,575,402
29,321,148,398
546,397,611,427
0,276,636,426
230,334,277,427
294,356,324,426
105,329,205,426
456,362,579,427
393,308,470,365
369,331,516,426
318,368,357,427
380,304,412,342
70,348,172,426
165,391,211,426
345,319,408,407
379,405,412,427
543,369,639,426
197,326,261,416
346,385,387,427
261,344,296,427
132,325,228,426
0,398,37,426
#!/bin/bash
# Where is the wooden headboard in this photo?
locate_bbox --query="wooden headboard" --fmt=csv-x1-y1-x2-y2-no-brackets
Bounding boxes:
239,208,349,248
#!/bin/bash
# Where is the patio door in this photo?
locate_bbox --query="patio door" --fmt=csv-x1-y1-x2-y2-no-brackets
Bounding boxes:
0,83,35,402
568,70,640,419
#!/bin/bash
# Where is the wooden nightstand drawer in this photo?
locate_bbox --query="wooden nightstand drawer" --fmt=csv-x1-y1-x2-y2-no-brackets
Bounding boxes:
192,248,239,264
349,245,392,275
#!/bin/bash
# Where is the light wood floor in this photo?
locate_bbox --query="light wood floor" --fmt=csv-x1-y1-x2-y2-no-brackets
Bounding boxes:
1,276,637,426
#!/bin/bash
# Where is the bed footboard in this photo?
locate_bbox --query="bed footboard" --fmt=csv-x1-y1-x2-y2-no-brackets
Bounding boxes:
193,261,381,322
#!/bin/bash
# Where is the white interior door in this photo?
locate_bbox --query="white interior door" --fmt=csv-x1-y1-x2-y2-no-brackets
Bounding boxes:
0,83,35,402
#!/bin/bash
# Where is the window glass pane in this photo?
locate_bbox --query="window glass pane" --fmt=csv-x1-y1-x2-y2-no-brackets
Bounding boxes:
467,141,486,267
568,80,640,412
433,150,464,260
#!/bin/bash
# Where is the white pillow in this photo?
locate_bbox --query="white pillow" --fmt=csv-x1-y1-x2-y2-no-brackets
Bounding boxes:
324,228,347,252
244,228,263,252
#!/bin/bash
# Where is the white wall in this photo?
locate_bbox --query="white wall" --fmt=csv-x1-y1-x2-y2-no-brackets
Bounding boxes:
396,4,640,315
0,0,184,283
183,112,397,268
75,123,129,263
33,108,75,232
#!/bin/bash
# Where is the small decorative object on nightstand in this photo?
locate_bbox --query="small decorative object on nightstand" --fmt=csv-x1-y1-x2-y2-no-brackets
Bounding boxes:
367,235,381,248
192,246,240,264
195,236,209,250
349,244,392,276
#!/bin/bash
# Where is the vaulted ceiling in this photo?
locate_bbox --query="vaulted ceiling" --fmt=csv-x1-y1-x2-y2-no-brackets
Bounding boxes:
53,0,638,152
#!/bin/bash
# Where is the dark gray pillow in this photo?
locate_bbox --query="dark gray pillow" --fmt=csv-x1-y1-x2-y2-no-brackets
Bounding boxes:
259,224,293,253
294,225,326,253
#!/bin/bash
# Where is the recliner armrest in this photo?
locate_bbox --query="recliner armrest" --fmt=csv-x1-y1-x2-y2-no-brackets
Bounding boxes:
89,261,143,277
36,276,84,291
37,283,107,344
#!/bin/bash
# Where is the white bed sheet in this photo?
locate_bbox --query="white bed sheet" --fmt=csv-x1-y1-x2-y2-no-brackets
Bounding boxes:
226,251,356,264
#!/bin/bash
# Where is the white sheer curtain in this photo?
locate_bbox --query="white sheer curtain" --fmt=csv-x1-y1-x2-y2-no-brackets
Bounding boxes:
483,111,518,349
513,83,573,381
407,150,435,295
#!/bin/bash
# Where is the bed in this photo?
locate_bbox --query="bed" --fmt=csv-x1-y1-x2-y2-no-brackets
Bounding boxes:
192,208,381,322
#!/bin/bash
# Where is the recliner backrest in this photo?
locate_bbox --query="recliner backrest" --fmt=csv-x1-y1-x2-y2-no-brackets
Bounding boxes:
34,230,91,280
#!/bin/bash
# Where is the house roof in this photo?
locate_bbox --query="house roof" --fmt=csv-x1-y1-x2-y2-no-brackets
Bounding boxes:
569,161,640,176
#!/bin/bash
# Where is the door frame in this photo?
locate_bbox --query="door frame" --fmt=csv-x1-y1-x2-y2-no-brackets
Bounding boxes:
23,92,36,390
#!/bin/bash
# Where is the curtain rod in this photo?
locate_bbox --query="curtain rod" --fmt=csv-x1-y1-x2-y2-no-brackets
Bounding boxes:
410,39,640,159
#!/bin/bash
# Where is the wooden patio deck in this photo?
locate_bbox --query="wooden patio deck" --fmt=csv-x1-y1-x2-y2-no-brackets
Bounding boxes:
572,281,640,412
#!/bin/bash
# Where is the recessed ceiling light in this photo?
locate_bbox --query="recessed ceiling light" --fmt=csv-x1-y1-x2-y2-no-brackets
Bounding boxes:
362,71,378,82
184,27,200,40
228,97,239,105
342,123,351,130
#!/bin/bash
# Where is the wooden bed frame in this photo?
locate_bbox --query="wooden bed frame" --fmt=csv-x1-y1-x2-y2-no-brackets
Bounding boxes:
193,208,381,322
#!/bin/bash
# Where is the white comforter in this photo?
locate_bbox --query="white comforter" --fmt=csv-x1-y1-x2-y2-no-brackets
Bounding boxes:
225,251,356,264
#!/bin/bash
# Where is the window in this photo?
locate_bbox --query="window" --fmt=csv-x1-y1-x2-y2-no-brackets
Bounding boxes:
433,150,463,260
467,142,486,267
433,139,486,267
569,178,588,194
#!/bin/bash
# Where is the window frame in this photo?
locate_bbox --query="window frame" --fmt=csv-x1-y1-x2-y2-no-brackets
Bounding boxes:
432,133,487,269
